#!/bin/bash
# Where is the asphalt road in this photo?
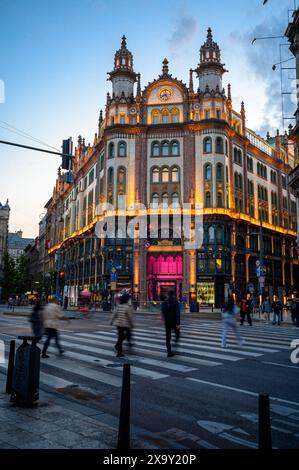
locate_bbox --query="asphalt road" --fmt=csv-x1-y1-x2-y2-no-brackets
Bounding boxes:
0,311,298,449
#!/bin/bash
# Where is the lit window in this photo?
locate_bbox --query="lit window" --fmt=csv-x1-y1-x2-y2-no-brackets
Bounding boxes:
162,168,169,182
172,167,179,182
120,115,126,124
152,168,159,183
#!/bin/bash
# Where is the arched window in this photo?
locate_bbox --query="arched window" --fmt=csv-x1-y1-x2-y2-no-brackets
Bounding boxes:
152,110,160,124
208,226,215,242
171,140,179,156
117,167,126,185
234,172,238,188
216,137,224,154
118,141,127,157
108,167,114,184
225,140,228,155
152,167,160,183
107,167,114,204
238,149,242,165
162,193,169,208
205,191,211,208
161,141,170,156
162,109,170,124
217,191,223,208
172,193,179,207
238,174,243,190
162,167,169,182
171,166,179,182
234,147,238,162
108,142,115,158
216,226,223,244
152,193,159,208
203,137,212,153
171,108,179,123
216,163,223,180
204,163,212,180
152,141,160,157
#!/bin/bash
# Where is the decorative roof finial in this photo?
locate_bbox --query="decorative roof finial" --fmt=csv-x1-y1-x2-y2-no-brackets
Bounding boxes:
207,27,213,42
137,73,141,96
266,131,270,141
99,109,103,123
189,69,194,93
162,58,169,75
121,35,127,48
227,83,231,100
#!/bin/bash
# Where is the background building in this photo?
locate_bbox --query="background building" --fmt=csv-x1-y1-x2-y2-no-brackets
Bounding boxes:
45,31,299,307
0,200,10,279
8,230,34,261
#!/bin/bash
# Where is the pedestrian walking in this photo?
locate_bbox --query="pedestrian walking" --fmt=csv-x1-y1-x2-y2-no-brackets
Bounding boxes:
221,297,244,348
240,297,252,326
63,295,69,310
30,298,44,340
262,296,272,323
272,296,282,325
111,293,134,358
291,298,297,325
41,297,68,358
161,290,180,357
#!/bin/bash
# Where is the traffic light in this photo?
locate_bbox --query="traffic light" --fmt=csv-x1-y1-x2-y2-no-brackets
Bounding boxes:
61,137,73,170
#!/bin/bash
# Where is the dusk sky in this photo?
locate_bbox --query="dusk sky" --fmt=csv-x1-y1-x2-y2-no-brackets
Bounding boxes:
0,0,297,237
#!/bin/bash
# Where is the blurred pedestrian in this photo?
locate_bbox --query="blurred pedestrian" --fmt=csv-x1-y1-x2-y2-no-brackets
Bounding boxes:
30,298,44,340
240,297,252,326
111,293,134,358
63,295,69,310
262,296,272,323
41,297,68,358
161,290,180,357
221,297,244,348
291,298,297,325
272,296,282,325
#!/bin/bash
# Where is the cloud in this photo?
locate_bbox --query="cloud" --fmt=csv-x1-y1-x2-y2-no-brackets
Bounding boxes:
229,10,296,135
169,16,198,59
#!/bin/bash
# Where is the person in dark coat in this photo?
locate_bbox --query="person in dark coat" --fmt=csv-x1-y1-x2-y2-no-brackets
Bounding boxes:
240,298,252,326
161,290,180,357
30,299,44,340
272,297,282,325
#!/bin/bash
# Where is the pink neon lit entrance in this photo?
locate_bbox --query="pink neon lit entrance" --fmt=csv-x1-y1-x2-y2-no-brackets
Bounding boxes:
147,255,183,301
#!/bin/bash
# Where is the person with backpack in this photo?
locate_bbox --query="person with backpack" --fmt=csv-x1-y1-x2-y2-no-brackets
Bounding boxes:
111,293,134,358
161,290,181,357
221,297,244,348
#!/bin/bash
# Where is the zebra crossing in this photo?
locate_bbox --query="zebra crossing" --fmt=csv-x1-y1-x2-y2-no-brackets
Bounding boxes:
1,318,298,393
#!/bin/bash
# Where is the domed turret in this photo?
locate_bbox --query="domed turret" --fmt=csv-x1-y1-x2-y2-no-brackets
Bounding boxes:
194,28,227,92
108,36,138,98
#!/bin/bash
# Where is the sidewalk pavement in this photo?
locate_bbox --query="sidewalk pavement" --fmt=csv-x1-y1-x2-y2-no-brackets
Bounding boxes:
0,371,180,449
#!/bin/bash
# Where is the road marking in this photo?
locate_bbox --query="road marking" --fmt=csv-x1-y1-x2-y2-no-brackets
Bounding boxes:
262,361,299,369
187,377,299,407
114,365,168,380
197,420,258,449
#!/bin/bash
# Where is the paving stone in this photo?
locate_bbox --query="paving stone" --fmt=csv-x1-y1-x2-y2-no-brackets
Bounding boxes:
0,442,18,449
15,419,61,434
21,439,68,449
0,429,41,446
42,429,85,448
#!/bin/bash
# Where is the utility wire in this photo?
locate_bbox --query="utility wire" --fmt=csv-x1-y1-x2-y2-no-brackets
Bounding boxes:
0,119,60,152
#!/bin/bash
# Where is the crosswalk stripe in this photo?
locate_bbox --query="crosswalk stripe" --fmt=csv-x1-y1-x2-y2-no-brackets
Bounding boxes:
86,331,262,357
64,334,241,362
40,356,123,387
182,324,298,340
94,330,278,354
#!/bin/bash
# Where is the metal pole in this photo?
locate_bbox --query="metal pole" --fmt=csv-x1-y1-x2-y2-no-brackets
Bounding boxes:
259,392,272,449
117,363,131,449
0,139,73,158
5,340,15,393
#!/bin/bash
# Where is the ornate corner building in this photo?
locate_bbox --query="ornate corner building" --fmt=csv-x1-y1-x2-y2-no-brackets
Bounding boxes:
45,30,299,307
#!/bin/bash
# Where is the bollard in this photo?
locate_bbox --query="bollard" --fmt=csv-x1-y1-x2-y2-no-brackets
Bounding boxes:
258,392,272,449
5,340,15,394
117,363,131,449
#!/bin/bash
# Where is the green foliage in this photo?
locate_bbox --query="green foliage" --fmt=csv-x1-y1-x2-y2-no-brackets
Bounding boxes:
0,252,30,300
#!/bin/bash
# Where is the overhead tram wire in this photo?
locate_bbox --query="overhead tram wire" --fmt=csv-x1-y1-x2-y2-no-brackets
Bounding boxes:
0,119,61,152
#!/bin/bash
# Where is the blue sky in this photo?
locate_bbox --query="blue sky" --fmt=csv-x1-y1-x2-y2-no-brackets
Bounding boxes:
0,0,297,237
